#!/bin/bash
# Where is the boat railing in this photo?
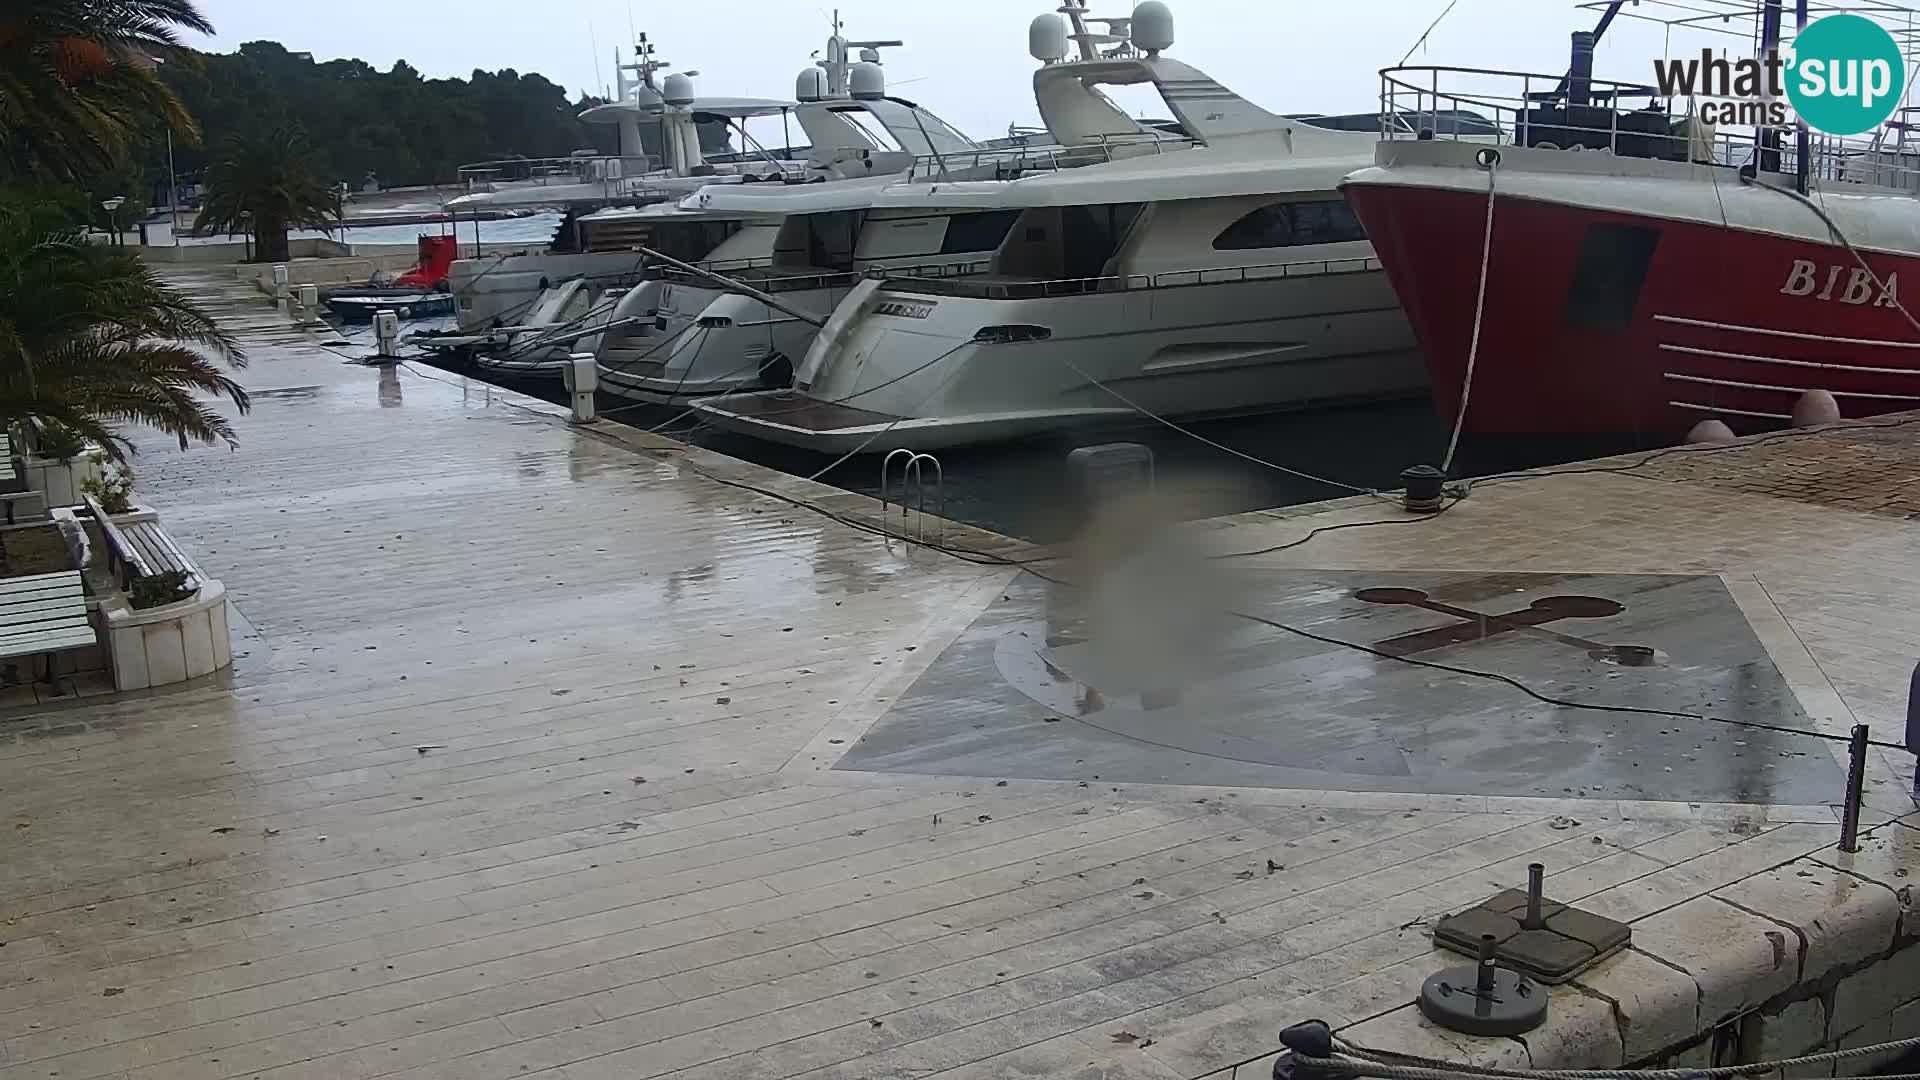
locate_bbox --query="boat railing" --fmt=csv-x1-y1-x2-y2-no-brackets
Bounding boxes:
456,154,814,197
878,256,1382,301
1378,65,1920,194
902,131,1195,183
654,258,989,296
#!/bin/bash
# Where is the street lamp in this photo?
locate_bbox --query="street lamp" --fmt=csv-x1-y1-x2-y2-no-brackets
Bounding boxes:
100,197,126,246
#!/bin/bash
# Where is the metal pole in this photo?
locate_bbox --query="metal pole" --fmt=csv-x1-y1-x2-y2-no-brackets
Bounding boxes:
1795,0,1811,194
632,244,829,329
1840,723,1869,853
166,128,180,246
1758,0,1784,173
1522,863,1546,929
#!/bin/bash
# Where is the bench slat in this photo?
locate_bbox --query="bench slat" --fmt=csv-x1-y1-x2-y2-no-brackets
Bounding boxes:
0,595,92,619
0,571,83,594
124,524,197,573
0,576,84,599
0,619,94,647
0,618,94,644
0,628,98,660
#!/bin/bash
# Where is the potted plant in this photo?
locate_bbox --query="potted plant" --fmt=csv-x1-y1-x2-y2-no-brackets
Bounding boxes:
81,462,135,515
21,423,104,508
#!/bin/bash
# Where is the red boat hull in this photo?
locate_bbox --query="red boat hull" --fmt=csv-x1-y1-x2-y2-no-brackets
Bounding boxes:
1343,183,1920,437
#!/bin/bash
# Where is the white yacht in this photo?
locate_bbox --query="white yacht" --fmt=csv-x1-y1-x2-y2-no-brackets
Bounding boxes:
444,34,805,335
591,45,1025,405
692,1,1427,453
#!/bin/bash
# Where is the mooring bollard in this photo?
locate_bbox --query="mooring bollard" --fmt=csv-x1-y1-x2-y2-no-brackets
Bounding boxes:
1270,1020,1334,1080
564,353,597,423
1840,723,1869,853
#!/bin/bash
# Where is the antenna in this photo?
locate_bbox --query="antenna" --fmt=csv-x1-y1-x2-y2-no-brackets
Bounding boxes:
588,19,604,100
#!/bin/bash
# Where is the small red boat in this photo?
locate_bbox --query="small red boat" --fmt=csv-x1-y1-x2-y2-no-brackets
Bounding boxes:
1340,3,1920,442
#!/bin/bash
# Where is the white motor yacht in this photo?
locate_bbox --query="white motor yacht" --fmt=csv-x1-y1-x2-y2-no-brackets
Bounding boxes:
691,1,1428,453
591,47,1026,405
443,33,805,335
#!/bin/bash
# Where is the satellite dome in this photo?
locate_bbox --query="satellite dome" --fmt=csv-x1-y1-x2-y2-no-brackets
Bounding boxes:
1029,14,1068,62
631,83,665,114
1131,1,1174,54
795,66,830,102
848,61,885,100
662,72,695,106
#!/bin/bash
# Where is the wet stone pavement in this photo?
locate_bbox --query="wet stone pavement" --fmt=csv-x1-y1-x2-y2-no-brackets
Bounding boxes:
0,267,1912,1080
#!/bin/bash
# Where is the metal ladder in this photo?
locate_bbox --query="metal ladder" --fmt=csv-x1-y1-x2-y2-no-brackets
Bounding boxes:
880,449,944,544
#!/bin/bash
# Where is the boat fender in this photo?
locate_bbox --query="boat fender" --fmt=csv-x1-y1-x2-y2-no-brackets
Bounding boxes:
1685,420,1736,445
1792,390,1841,428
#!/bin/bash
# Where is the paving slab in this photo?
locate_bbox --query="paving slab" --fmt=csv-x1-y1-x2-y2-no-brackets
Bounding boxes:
0,269,1914,1080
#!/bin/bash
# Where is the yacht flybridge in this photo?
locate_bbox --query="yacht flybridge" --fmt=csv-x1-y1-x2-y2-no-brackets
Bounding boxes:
587,28,1023,402
445,34,802,218
690,1,1429,453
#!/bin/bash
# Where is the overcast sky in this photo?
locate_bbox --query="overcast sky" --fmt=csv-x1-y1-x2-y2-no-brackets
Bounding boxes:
189,1,1709,139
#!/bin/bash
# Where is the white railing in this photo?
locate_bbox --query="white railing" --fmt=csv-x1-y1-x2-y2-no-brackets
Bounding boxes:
903,131,1195,183
1379,65,1920,195
879,256,1383,300
456,154,813,198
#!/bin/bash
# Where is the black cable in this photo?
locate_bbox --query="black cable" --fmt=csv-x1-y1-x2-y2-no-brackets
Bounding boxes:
387,329,1915,757
659,455,1897,754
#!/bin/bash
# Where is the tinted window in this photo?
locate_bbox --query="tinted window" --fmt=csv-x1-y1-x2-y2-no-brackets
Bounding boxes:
939,210,1020,255
1212,200,1368,250
1562,224,1661,330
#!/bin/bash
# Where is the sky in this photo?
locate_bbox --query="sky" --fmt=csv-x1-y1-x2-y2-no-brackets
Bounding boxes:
188,0,1717,140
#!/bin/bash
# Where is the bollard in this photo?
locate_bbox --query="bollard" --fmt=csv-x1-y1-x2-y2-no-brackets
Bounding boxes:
1271,1020,1334,1080
1840,724,1869,853
1401,465,1445,512
372,310,401,358
564,353,597,423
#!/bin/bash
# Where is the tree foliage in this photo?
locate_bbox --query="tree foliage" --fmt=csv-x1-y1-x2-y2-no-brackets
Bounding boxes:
155,42,726,190
0,0,208,185
0,197,248,457
194,124,340,261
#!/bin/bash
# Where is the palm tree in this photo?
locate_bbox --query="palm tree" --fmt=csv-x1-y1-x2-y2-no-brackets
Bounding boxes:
0,200,248,457
195,125,340,263
0,0,212,184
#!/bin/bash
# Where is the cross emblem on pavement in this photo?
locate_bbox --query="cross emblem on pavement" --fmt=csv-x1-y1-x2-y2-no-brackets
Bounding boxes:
1355,588,1652,664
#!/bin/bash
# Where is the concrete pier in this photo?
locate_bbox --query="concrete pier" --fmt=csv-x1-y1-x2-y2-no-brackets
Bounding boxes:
0,267,1914,1080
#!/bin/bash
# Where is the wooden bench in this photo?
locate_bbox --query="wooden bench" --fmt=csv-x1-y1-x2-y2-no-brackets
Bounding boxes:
83,495,203,594
0,571,95,686
0,432,34,525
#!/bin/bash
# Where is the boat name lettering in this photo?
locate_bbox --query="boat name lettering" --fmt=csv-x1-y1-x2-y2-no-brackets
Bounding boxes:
1780,259,1900,307
874,300,935,319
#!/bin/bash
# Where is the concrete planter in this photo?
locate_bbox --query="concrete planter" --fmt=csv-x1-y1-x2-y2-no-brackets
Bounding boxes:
99,578,231,690
22,452,103,509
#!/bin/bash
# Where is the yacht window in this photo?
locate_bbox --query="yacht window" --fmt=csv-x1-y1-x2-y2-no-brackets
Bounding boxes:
1563,223,1660,330
1062,203,1144,280
829,107,905,153
803,211,862,270
1212,200,1368,250
939,210,1021,256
